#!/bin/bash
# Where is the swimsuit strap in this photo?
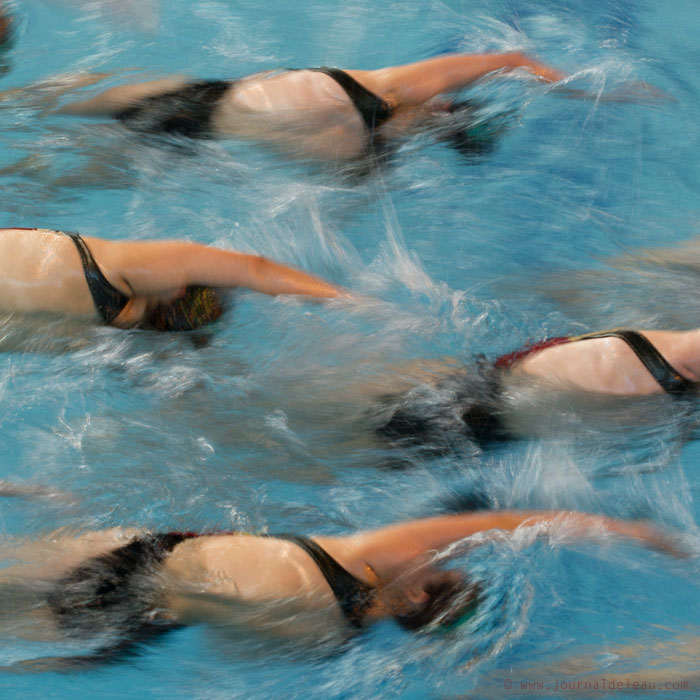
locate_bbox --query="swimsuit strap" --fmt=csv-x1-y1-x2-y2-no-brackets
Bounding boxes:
574,329,698,397
308,67,393,134
64,232,129,326
273,533,375,629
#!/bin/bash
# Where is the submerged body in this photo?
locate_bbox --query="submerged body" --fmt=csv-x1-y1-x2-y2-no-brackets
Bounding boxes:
376,328,700,449
0,509,680,667
0,227,344,332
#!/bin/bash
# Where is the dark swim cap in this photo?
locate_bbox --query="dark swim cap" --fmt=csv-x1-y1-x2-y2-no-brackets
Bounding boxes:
146,285,227,332
435,99,514,158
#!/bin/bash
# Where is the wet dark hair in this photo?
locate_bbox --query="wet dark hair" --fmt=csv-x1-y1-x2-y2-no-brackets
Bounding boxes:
143,285,227,332
394,570,481,631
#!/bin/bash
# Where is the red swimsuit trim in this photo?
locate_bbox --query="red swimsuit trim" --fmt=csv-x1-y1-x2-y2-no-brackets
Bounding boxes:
493,336,571,369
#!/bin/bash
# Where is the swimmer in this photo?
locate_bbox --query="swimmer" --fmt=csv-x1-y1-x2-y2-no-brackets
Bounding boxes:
0,227,345,332
0,4,10,47
376,328,700,447
55,52,566,161
0,509,684,669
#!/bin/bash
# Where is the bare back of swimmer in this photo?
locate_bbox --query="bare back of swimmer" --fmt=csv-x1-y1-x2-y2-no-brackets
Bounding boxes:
511,329,700,396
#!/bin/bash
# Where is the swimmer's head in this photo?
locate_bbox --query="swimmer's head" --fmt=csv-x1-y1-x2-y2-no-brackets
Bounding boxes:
429,100,513,159
382,568,480,631
142,285,227,332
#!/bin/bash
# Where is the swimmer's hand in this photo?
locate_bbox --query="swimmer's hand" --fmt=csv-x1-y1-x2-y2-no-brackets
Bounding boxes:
551,79,674,104
607,519,692,559
547,512,691,559
0,68,146,115
0,480,75,504
513,53,567,83
609,240,700,272
290,288,356,303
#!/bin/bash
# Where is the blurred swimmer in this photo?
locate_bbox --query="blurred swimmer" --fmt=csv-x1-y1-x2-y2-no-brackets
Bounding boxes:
0,480,73,503
0,2,13,76
55,52,565,160
0,509,684,669
0,4,11,47
0,227,344,332
376,328,700,447
518,235,700,331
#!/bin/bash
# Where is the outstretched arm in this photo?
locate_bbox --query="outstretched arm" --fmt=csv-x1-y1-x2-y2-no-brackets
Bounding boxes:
56,75,189,117
107,239,345,299
357,510,686,566
355,52,565,107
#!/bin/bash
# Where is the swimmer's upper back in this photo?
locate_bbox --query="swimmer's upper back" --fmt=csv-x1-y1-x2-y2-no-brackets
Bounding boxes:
0,228,102,317
516,331,700,396
213,70,373,159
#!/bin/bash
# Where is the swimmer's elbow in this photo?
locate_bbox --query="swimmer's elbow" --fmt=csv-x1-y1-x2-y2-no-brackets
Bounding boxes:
247,254,281,293
249,253,272,272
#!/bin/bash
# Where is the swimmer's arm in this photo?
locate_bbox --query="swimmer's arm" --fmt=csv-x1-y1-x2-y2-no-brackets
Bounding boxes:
355,53,565,107
114,240,345,299
55,75,189,117
360,511,687,563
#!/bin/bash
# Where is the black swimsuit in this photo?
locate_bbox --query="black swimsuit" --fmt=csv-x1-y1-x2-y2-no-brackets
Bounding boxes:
274,534,376,629
65,232,129,325
307,67,394,138
114,80,234,138
46,532,194,666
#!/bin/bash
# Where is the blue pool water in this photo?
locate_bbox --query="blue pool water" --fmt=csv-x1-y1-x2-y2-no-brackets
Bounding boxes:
1,0,700,698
